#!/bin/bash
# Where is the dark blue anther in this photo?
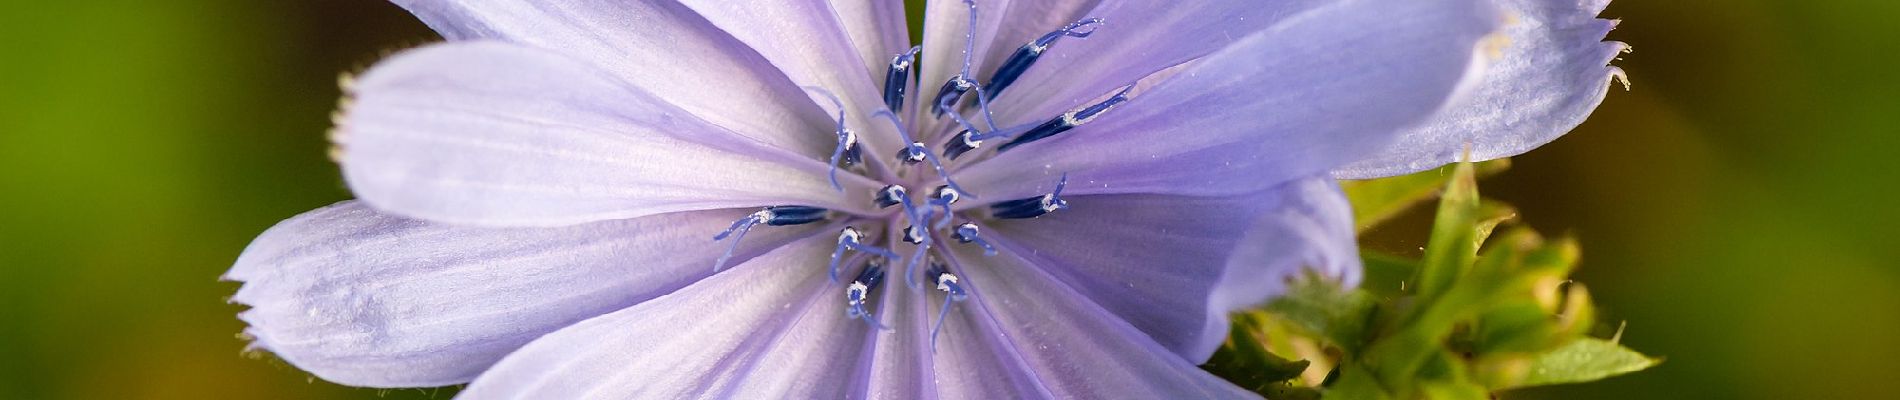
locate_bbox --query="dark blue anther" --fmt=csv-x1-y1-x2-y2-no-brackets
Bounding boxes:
830,226,899,283
890,188,938,291
985,17,1105,101
996,85,1134,153
988,174,1070,220
927,263,969,350
929,78,973,118
902,224,926,244
882,46,922,112
804,86,858,191
895,142,927,165
845,262,892,330
931,0,983,120
941,130,981,160
871,110,972,199
951,222,998,256
929,185,961,229
712,206,829,272
874,185,906,209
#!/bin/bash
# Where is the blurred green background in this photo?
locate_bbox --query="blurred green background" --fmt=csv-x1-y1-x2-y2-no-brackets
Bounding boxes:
1,0,1895,398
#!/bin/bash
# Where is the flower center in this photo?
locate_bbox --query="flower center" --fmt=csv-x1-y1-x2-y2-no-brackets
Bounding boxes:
711,0,1126,345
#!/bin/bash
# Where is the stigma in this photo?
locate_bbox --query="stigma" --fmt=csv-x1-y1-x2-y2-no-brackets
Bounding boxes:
845,262,891,330
711,206,829,272
995,85,1133,153
928,263,969,349
830,226,899,283
882,46,922,112
985,17,1105,100
988,174,1070,219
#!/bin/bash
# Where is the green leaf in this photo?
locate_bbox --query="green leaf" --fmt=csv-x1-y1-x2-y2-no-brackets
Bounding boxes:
1507,338,1660,389
1342,159,1510,233
1415,160,1481,304
1203,313,1313,392
1324,364,1393,400
1359,251,1417,298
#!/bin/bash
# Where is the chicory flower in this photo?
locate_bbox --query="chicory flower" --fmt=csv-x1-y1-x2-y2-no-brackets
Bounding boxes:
227,0,1623,398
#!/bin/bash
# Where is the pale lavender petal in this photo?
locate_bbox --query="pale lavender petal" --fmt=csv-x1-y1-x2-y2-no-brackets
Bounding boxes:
984,0,1336,125
388,0,837,158
978,192,1267,360
338,42,880,227
977,176,1359,362
1207,177,1363,355
224,201,823,387
1334,0,1628,178
958,0,1505,201
456,234,860,399
935,244,1260,399
861,248,939,400
675,0,906,158
829,0,912,84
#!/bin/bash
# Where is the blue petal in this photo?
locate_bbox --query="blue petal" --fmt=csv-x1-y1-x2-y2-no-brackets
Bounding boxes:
957,0,1506,201
1334,0,1628,178
338,42,882,227
388,0,841,159
225,201,825,387
455,234,863,399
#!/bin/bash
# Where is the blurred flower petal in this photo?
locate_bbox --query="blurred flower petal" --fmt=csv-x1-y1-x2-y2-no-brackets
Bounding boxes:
226,201,824,387
338,42,877,227
1335,0,1627,178
1208,177,1364,347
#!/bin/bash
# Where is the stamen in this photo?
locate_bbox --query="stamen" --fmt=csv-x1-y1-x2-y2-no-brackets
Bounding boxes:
930,0,982,119
985,17,1105,100
802,86,859,191
874,185,906,209
895,142,928,165
929,185,961,229
845,262,892,330
829,226,900,283
890,190,937,291
871,110,972,199
928,263,969,349
988,173,1070,220
902,224,927,244
951,222,998,256
712,206,829,272
996,84,1134,153
928,0,1001,133
940,129,981,160
882,46,923,112
929,77,973,119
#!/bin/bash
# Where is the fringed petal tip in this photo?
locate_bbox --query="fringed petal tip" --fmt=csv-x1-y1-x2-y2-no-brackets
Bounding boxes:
1333,0,1632,179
